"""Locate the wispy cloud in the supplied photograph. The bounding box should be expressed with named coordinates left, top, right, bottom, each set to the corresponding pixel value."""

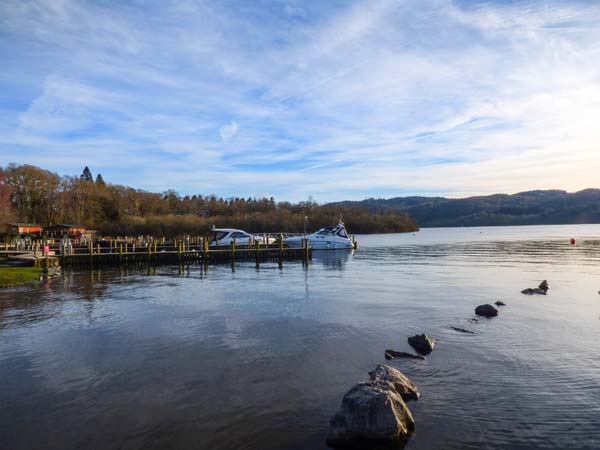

left=1, top=0, right=600, bottom=201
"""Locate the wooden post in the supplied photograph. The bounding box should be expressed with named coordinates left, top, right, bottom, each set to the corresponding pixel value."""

left=203, top=237, right=209, bottom=260
left=255, top=239, right=260, bottom=259
left=279, top=233, right=283, bottom=257
left=231, top=238, right=236, bottom=261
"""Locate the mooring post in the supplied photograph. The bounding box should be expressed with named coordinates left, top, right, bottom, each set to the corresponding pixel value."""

left=231, top=238, right=236, bottom=261
left=279, top=233, right=283, bottom=257
left=203, top=236, right=209, bottom=261
left=255, top=239, right=260, bottom=260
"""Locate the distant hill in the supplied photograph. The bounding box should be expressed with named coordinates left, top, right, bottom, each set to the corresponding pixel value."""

left=329, top=189, right=600, bottom=227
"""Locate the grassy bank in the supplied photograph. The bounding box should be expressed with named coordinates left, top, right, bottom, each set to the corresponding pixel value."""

left=0, top=267, right=42, bottom=288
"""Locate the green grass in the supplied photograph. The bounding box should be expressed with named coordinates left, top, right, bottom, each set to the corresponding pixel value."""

left=0, top=267, right=43, bottom=288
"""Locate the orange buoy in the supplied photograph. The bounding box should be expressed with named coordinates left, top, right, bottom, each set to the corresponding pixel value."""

left=570, top=238, right=576, bottom=245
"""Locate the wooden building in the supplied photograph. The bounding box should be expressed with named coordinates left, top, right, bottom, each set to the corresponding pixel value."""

left=8, top=223, right=44, bottom=235
left=46, top=224, right=88, bottom=237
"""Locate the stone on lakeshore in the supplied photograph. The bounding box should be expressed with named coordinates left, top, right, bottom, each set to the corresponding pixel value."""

left=407, top=334, right=436, bottom=355
left=475, top=304, right=498, bottom=317
left=494, top=301, right=506, bottom=306
left=326, top=380, right=415, bottom=448
left=368, top=364, right=419, bottom=401
left=384, top=350, right=426, bottom=361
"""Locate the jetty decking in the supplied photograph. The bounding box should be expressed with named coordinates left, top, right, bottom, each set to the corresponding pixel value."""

left=1, top=238, right=311, bottom=268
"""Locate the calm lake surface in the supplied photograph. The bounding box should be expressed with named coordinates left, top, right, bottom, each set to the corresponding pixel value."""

left=1, top=225, right=600, bottom=450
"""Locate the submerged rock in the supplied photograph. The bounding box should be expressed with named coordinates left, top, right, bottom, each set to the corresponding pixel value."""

left=522, top=280, right=549, bottom=295
left=521, top=287, right=546, bottom=295
left=475, top=304, right=498, bottom=317
left=384, top=350, right=426, bottom=361
left=494, top=301, right=506, bottom=306
left=451, top=326, right=475, bottom=334
left=368, top=364, right=419, bottom=401
left=407, top=334, right=436, bottom=355
left=326, top=380, right=415, bottom=448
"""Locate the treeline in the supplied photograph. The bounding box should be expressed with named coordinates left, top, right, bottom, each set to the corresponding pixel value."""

left=0, top=164, right=418, bottom=236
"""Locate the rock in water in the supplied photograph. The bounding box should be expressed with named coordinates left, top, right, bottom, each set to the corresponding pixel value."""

left=521, top=287, right=546, bottom=295
left=368, top=364, right=419, bottom=401
left=407, top=334, right=436, bottom=355
left=521, top=280, right=549, bottom=295
left=475, top=304, right=498, bottom=317
left=384, top=350, right=426, bottom=361
left=451, top=326, right=475, bottom=334
left=326, top=381, right=415, bottom=447
left=495, top=301, right=506, bottom=306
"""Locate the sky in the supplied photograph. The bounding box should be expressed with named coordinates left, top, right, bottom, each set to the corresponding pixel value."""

left=1, top=0, right=600, bottom=202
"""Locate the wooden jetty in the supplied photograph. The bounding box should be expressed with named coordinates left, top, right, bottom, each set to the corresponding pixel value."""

left=1, top=236, right=312, bottom=267
left=65, top=239, right=310, bottom=267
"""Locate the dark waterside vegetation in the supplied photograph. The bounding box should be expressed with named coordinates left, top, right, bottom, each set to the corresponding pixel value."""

left=331, top=189, right=600, bottom=227
left=0, top=164, right=418, bottom=236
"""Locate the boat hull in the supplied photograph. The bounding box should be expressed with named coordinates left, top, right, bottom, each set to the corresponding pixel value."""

left=284, top=237, right=353, bottom=250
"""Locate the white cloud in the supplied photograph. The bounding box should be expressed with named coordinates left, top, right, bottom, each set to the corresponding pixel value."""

left=219, top=121, right=239, bottom=142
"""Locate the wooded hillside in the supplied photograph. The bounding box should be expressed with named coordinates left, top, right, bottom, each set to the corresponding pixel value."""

left=0, top=164, right=418, bottom=236
left=330, top=190, right=600, bottom=227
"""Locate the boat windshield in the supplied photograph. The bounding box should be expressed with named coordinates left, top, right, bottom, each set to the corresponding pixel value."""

left=337, top=227, right=348, bottom=238
left=212, top=231, right=229, bottom=241
left=315, top=227, right=335, bottom=235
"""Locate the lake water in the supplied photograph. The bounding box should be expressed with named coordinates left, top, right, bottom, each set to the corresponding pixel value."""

left=1, top=225, right=599, bottom=450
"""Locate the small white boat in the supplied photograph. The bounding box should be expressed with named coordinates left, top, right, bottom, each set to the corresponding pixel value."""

left=283, top=222, right=355, bottom=250
left=209, top=228, right=272, bottom=246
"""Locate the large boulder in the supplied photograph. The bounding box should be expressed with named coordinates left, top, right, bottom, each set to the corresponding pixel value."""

left=407, top=334, right=436, bottom=355
left=475, top=304, right=498, bottom=317
left=368, top=364, right=419, bottom=401
left=327, top=380, right=415, bottom=448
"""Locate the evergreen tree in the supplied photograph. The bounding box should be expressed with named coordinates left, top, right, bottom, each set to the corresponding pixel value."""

left=81, top=166, right=93, bottom=182
left=95, top=173, right=105, bottom=186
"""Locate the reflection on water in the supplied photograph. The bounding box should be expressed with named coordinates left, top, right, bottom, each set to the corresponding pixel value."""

left=1, top=225, right=600, bottom=450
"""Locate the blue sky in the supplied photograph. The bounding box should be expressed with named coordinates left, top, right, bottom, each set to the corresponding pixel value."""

left=1, top=0, right=600, bottom=202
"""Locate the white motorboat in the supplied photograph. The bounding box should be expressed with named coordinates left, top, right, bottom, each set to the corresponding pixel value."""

left=209, top=228, right=271, bottom=246
left=283, top=222, right=355, bottom=250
